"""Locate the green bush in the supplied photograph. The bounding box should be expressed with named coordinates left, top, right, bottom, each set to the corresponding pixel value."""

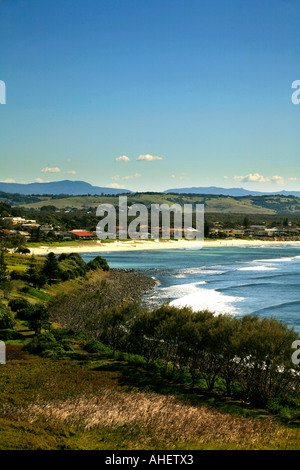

left=16, top=247, right=30, bottom=254
left=15, top=306, right=34, bottom=321
left=0, top=329, right=23, bottom=340
left=24, top=332, right=73, bottom=357
left=0, top=306, right=15, bottom=330
left=51, top=328, right=87, bottom=341
left=58, top=253, right=88, bottom=280
left=87, top=256, right=110, bottom=271
left=267, top=395, right=300, bottom=419
left=24, top=332, right=56, bottom=354
left=20, top=286, right=29, bottom=294
left=8, top=298, right=31, bottom=312
left=84, top=339, right=111, bottom=354
left=9, top=270, right=26, bottom=280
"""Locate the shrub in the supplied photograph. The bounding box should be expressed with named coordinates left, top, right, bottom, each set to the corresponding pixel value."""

left=0, top=306, right=15, bottom=330
left=20, top=286, right=29, bottom=294
left=15, top=306, right=34, bottom=321
left=87, top=256, right=110, bottom=271
left=9, top=270, right=26, bottom=280
left=16, top=247, right=30, bottom=254
left=15, top=303, right=50, bottom=334
left=8, top=298, right=31, bottom=312
left=0, top=329, right=23, bottom=340
left=24, top=332, right=72, bottom=357
left=84, top=339, right=111, bottom=354
left=51, top=328, right=87, bottom=341
left=267, top=395, right=300, bottom=419
left=58, top=253, right=88, bottom=280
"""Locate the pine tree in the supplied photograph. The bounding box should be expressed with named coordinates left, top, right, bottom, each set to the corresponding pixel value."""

left=42, top=252, right=60, bottom=285
left=26, top=255, right=37, bottom=286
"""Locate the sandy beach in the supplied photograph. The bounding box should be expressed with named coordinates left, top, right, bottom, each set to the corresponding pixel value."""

left=28, top=238, right=300, bottom=256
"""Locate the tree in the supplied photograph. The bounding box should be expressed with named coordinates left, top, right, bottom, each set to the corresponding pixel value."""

left=87, top=255, right=110, bottom=272
left=30, top=226, right=42, bottom=242
left=204, top=221, right=210, bottom=238
left=42, top=252, right=60, bottom=285
left=26, top=304, right=50, bottom=334
left=35, top=273, right=47, bottom=290
left=26, top=255, right=38, bottom=286
left=8, top=298, right=30, bottom=312
left=3, top=233, right=26, bottom=252
left=237, top=315, right=299, bottom=405
left=17, top=247, right=30, bottom=254
left=0, top=249, right=8, bottom=285
left=243, top=216, right=250, bottom=229
left=0, top=305, right=15, bottom=330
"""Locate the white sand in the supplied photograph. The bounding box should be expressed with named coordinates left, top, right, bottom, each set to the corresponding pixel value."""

left=29, top=238, right=300, bottom=255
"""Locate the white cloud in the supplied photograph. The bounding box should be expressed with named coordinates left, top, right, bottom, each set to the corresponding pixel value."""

left=2, top=178, right=16, bottom=183
left=136, top=154, right=163, bottom=161
left=234, top=173, right=268, bottom=183
left=106, top=183, right=126, bottom=189
left=288, top=177, right=297, bottom=182
left=115, top=155, right=130, bottom=162
left=41, top=166, right=61, bottom=173
left=112, top=173, right=141, bottom=181
left=65, top=170, right=77, bottom=175
left=35, top=178, right=44, bottom=183
left=270, top=175, right=285, bottom=185
left=233, top=173, right=290, bottom=185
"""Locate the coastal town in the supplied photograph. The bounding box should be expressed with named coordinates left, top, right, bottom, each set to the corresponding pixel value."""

left=1, top=212, right=300, bottom=250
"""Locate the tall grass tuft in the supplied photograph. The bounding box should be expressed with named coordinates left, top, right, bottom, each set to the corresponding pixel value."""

left=7, top=389, right=283, bottom=446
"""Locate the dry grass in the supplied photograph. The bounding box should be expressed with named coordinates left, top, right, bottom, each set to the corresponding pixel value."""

left=7, top=389, right=283, bottom=446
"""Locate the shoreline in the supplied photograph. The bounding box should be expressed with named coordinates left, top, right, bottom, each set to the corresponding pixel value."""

left=28, top=238, right=300, bottom=256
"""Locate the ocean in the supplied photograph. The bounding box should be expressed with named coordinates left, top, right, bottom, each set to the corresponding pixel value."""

left=81, top=243, right=300, bottom=333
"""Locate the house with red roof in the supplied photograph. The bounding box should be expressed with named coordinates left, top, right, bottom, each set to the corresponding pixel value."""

left=68, top=230, right=95, bottom=240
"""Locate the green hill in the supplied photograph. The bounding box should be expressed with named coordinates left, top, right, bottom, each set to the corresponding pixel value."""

left=2, top=191, right=300, bottom=214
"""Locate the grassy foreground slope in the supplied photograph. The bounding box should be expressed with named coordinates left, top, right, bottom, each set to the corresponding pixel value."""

left=1, top=340, right=300, bottom=450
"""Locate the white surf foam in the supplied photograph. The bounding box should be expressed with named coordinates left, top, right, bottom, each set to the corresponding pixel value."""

left=254, top=257, right=294, bottom=263
left=237, top=266, right=276, bottom=271
left=169, top=288, right=244, bottom=315
left=158, top=281, right=244, bottom=315
left=173, top=267, right=225, bottom=278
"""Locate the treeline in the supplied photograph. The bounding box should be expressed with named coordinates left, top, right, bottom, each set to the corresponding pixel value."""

left=204, top=213, right=300, bottom=229
left=24, top=252, right=108, bottom=285
left=4, top=251, right=109, bottom=291
left=2, top=199, right=300, bottom=237
left=47, top=291, right=300, bottom=407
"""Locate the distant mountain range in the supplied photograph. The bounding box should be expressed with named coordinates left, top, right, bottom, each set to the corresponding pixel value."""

left=0, top=180, right=299, bottom=198
left=164, top=186, right=300, bottom=197
left=0, top=180, right=132, bottom=196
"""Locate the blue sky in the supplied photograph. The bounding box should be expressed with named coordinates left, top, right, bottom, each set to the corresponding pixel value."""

left=0, top=0, right=299, bottom=192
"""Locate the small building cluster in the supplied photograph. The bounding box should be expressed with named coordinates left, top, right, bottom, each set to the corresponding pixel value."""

left=0, top=215, right=96, bottom=244
left=1, top=212, right=300, bottom=246
left=209, top=222, right=300, bottom=239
